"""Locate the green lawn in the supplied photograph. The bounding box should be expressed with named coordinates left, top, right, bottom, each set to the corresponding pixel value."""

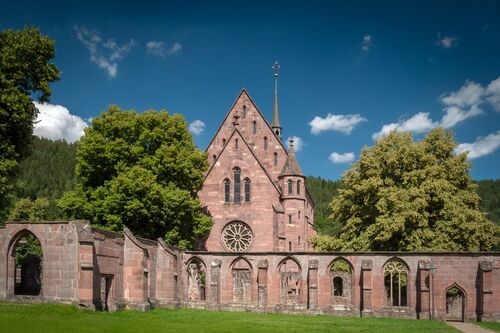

left=0, top=303, right=460, bottom=333
left=477, top=321, right=500, bottom=332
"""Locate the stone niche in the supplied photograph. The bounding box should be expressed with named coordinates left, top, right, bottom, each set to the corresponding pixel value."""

left=279, top=258, right=301, bottom=306
left=187, top=258, right=206, bottom=302
left=231, top=258, right=252, bottom=303
left=330, top=258, right=353, bottom=310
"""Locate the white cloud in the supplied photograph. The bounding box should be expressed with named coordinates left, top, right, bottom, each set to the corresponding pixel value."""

left=75, top=25, right=136, bottom=78
left=33, top=102, right=88, bottom=143
left=436, top=34, right=458, bottom=49
left=361, top=35, right=372, bottom=52
left=146, top=41, right=182, bottom=57
left=372, top=112, right=438, bottom=140
left=439, top=80, right=486, bottom=128
left=188, top=120, right=205, bottom=135
left=486, top=77, right=500, bottom=111
left=455, top=131, right=500, bottom=159
left=309, top=113, right=367, bottom=135
left=372, top=77, right=500, bottom=139
left=329, top=152, right=355, bottom=164
left=286, top=136, right=304, bottom=152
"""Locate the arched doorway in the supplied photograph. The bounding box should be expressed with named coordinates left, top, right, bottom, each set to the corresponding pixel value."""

left=445, top=285, right=465, bottom=322
left=329, top=258, right=353, bottom=310
left=8, top=231, right=43, bottom=296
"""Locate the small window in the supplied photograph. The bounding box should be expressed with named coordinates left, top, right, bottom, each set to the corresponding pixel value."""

left=333, top=277, right=343, bottom=296
left=297, top=180, right=301, bottom=195
left=273, top=152, right=278, bottom=166
left=233, top=167, right=241, bottom=204
left=288, top=215, right=292, bottom=224
left=235, top=138, right=238, bottom=149
left=288, top=179, right=293, bottom=195
left=224, top=179, right=230, bottom=203
left=244, top=178, right=251, bottom=202
left=298, top=211, right=301, bottom=219
left=242, top=105, right=247, bottom=118
left=252, top=121, right=257, bottom=134
left=298, top=236, right=301, bottom=245
left=212, top=154, right=216, bottom=162
left=222, top=138, right=226, bottom=147
left=264, top=136, right=268, bottom=150
left=288, top=242, right=292, bottom=251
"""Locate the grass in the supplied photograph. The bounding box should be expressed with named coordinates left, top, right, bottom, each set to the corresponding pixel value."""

left=0, top=303, right=461, bottom=333
left=477, top=321, right=500, bottom=332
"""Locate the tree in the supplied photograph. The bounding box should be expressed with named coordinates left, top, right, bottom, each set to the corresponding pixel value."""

left=8, top=197, right=50, bottom=221
left=312, top=128, right=499, bottom=251
left=305, top=176, right=341, bottom=235
left=0, top=27, right=60, bottom=221
left=59, top=106, right=212, bottom=249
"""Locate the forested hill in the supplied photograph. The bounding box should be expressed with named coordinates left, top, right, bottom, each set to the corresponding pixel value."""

left=2, top=137, right=499, bottom=231
left=306, top=176, right=500, bottom=236
left=15, top=136, right=77, bottom=199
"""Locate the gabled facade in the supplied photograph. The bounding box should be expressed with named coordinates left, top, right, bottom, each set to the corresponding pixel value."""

left=199, top=89, right=316, bottom=252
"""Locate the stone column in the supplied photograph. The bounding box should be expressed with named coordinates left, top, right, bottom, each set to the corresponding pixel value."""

left=417, top=261, right=431, bottom=319
left=479, top=260, right=493, bottom=321
left=361, top=259, right=372, bottom=315
left=257, top=259, right=268, bottom=308
left=210, top=259, right=221, bottom=306
left=308, top=259, right=319, bottom=310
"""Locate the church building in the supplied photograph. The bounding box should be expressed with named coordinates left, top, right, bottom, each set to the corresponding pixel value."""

left=199, top=62, right=316, bottom=252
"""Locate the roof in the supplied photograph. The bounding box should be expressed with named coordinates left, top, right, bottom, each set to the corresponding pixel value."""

left=279, top=140, right=304, bottom=177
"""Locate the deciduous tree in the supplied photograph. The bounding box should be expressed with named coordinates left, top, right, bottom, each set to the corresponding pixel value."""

left=59, top=106, right=212, bottom=249
left=313, top=128, right=499, bottom=251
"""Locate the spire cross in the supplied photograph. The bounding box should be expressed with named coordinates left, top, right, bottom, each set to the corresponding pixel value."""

left=273, top=61, right=280, bottom=96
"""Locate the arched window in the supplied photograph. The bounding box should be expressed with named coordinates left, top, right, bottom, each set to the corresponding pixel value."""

left=222, top=138, right=226, bottom=147
left=333, top=277, right=343, bottom=296
left=264, top=136, right=268, bottom=150
left=244, top=178, right=251, bottom=202
left=212, top=154, right=216, bottom=162
left=384, top=259, right=408, bottom=307
left=273, top=152, right=278, bottom=166
left=252, top=121, right=257, bottom=134
left=297, top=180, right=301, bottom=195
left=235, top=138, right=238, bottom=149
left=224, top=179, right=230, bottom=203
left=288, top=179, right=293, bottom=195
left=233, top=167, right=241, bottom=204
left=242, top=105, right=247, bottom=118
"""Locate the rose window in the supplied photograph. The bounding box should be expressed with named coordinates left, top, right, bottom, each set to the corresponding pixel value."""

left=222, top=222, right=253, bottom=252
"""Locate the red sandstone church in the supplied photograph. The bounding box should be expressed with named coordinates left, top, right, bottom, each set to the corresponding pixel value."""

left=0, top=66, right=499, bottom=321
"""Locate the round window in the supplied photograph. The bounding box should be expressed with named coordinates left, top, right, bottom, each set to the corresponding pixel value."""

left=222, top=221, right=253, bottom=252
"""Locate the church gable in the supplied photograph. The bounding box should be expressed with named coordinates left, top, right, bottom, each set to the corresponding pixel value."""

left=206, top=89, right=288, bottom=180
left=200, top=129, right=282, bottom=252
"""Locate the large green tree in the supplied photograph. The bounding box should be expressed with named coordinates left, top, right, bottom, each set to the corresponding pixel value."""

left=313, top=128, right=499, bottom=251
left=0, top=27, right=60, bottom=220
left=59, top=106, right=212, bottom=249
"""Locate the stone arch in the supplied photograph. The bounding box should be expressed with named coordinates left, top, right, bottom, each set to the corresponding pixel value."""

left=444, top=283, right=466, bottom=322
left=328, top=257, right=353, bottom=309
left=383, top=257, right=409, bottom=307
left=7, top=229, right=44, bottom=297
left=185, top=256, right=207, bottom=301
left=230, top=257, right=252, bottom=303
left=278, top=257, right=302, bottom=305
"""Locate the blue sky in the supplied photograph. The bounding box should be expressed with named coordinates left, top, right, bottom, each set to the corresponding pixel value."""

left=2, top=0, right=499, bottom=180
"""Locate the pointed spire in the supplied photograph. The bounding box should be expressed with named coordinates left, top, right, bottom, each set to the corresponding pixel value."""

left=271, top=61, right=282, bottom=140
left=279, top=138, right=303, bottom=177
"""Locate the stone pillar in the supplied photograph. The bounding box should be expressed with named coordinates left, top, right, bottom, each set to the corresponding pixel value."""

left=417, top=261, right=431, bottom=319
left=78, top=242, right=95, bottom=308
left=308, top=259, right=319, bottom=310
left=479, top=260, right=493, bottom=321
left=257, top=259, right=268, bottom=308
left=361, top=259, right=372, bottom=315
left=210, top=259, right=221, bottom=306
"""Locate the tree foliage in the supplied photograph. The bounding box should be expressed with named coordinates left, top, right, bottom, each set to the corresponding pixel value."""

left=306, top=176, right=341, bottom=235
left=312, top=129, right=499, bottom=251
left=59, top=106, right=212, bottom=249
left=0, top=27, right=60, bottom=218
